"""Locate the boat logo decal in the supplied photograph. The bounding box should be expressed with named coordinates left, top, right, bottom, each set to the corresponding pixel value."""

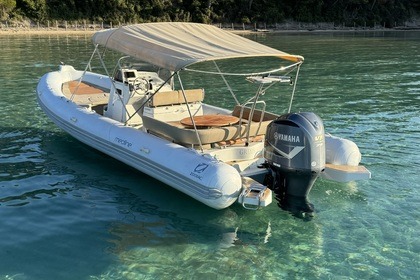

left=268, top=141, right=305, bottom=160
left=114, top=137, right=132, bottom=148
left=190, top=163, right=209, bottom=181
left=194, top=163, right=209, bottom=173
left=314, top=134, right=323, bottom=141
left=274, top=132, right=301, bottom=143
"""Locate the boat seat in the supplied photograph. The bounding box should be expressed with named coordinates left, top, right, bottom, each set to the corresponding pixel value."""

left=149, top=89, right=204, bottom=107
left=142, top=105, right=278, bottom=145
left=231, top=105, right=278, bottom=122
left=143, top=89, right=205, bottom=122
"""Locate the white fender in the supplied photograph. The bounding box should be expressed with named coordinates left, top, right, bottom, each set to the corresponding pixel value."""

left=325, top=133, right=361, bottom=166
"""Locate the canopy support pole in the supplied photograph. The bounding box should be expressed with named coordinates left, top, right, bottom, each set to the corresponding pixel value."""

left=184, top=61, right=302, bottom=76
left=177, top=72, right=204, bottom=153
left=245, top=86, right=264, bottom=146
left=124, top=71, right=178, bottom=124
left=213, top=61, right=240, bottom=105
left=288, top=63, right=301, bottom=113
left=70, top=44, right=99, bottom=101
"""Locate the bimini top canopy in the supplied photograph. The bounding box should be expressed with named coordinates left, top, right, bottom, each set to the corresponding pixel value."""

left=92, top=22, right=304, bottom=72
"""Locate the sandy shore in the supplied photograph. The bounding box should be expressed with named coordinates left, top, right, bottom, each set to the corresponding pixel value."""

left=0, top=26, right=418, bottom=36
left=0, top=28, right=97, bottom=35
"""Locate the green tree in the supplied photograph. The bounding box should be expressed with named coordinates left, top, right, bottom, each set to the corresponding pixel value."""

left=15, top=0, right=47, bottom=21
left=7, top=0, right=419, bottom=27
left=0, top=0, right=16, bottom=20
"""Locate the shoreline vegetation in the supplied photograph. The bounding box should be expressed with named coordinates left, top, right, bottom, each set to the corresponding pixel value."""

left=1, top=20, right=419, bottom=36
left=1, top=0, right=419, bottom=37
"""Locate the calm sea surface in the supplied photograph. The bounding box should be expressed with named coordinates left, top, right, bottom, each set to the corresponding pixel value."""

left=0, top=31, right=419, bottom=279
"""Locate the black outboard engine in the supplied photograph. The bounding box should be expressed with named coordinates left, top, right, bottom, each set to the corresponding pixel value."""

left=264, top=112, right=325, bottom=217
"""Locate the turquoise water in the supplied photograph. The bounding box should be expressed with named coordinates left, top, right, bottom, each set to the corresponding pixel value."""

left=0, top=31, right=419, bottom=279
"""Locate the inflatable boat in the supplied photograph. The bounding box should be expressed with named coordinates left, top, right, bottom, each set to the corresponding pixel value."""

left=37, top=23, right=370, bottom=215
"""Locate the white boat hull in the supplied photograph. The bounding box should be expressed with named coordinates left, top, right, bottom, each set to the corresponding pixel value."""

left=37, top=64, right=370, bottom=212
left=37, top=66, right=243, bottom=210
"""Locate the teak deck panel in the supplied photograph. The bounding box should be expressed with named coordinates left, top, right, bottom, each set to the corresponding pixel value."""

left=62, top=81, right=109, bottom=106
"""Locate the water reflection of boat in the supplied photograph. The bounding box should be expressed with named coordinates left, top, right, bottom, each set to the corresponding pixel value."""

left=37, top=22, right=370, bottom=215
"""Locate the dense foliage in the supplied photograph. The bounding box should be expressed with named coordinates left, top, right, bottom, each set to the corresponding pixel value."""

left=1, top=0, right=419, bottom=27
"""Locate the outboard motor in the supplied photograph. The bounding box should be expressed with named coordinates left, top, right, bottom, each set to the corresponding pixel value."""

left=264, top=112, right=325, bottom=217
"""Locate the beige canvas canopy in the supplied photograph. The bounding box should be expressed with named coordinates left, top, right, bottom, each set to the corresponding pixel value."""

left=92, top=22, right=304, bottom=72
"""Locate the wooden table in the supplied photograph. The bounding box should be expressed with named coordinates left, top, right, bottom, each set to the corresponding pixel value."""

left=180, top=114, right=240, bottom=128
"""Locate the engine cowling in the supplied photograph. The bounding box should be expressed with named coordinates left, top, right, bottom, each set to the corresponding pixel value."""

left=264, top=112, right=325, bottom=217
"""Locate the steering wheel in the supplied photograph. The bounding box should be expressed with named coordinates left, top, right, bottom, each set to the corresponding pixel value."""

left=132, top=77, right=149, bottom=94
